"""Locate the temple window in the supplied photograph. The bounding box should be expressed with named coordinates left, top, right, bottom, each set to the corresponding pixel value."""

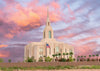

left=69, top=49, right=72, bottom=52
left=39, top=48, right=43, bottom=57
left=56, top=47, right=59, bottom=53
left=65, top=49, right=67, bottom=53
left=49, top=31, right=51, bottom=38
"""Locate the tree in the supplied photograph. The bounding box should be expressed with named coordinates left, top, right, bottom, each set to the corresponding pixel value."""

left=77, top=56, right=80, bottom=61
left=69, top=52, right=73, bottom=57
left=0, top=58, right=3, bottom=63
left=52, top=54, right=55, bottom=58
left=63, top=53, right=65, bottom=58
left=8, top=59, right=11, bottom=63
left=89, top=55, right=91, bottom=57
left=89, top=55, right=91, bottom=61
left=52, top=54, right=55, bottom=62
left=80, top=56, right=83, bottom=61
left=92, top=55, right=95, bottom=57
left=84, top=56, right=86, bottom=61
left=66, top=53, right=68, bottom=59
left=96, top=54, right=99, bottom=61
left=58, top=53, right=61, bottom=59
left=55, top=54, right=58, bottom=58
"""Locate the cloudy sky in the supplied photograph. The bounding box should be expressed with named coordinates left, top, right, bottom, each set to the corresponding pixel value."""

left=0, top=0, right=100, bottom=62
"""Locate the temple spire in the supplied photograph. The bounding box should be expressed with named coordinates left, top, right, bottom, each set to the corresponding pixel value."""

left=46, top=7, right=50, bottom=26
left=47, top=7, right=49, bottom=19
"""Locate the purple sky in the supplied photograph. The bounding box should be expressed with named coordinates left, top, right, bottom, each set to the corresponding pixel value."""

left=0, top=0, right=100, bottom=62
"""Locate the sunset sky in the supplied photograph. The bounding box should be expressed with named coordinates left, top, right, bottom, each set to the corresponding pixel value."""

left=0, top=0, right=100, bottom=62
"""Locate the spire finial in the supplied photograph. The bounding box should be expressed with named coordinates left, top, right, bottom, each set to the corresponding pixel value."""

left=47, top=7, right=49, bottom=19
left=46, top=7, right=50, bottom=26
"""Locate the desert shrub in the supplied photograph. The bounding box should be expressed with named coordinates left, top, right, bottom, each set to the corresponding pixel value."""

left=39, top=57, right=43, bottom=62
left=27, top=57, right=33, bottom=62
left=8, top=59, right=11, bottom=63
left=66, top=59, right=69, bottom=62
left=91, top=59, right=95, bottom=61
left=45, top=56, right=52, bottom=62
left=87, top=58, right=90, bottom=61
left=69, top=56, right=73, bottom=62
left=73, top=58, right=75, bottom=61
left=26, top=57, right=36, bottom=62
left=59, top=58, right=66, bottom=62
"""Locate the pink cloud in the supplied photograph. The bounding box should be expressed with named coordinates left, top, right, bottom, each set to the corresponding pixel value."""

left=0, top=44, right=8, bottom=48
left=0, top=51, right=9, bottom=58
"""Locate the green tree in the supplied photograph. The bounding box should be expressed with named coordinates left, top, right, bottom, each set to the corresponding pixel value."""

left=66, top=53, right=68, bottom=59
left=8, top=59, right=11, bottom=63
left=63, top=53, right=65, bottom=58
left=92, top=55, right=95, bottom=57
left=55, top=54, right=57, bottom=57
left=84, top=56, right=86, bottom=61
left=96, top=54, right=99, bottom=61
left=89, top=55, right=91, bottom=57
left=89, top=55, right=91, bottom=61
left=58, top=53, right=61, bottom=59
left=69, top=52, right=73, bottom=57
left=77, top=56, right=80, bottom=61
left=52, top=54, right=55, bottom=58
left=52, top=54, right=55, bottom=61
left=0, top=58, right=3, bottom=63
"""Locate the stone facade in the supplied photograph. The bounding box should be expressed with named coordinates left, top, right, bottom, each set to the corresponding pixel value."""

left=24, top=9, right=74, bottom=62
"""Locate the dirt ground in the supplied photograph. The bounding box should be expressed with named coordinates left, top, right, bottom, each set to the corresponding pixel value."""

left=0, top=62, right=100, bottom=67
left=12, top=69, right=100, bottom=71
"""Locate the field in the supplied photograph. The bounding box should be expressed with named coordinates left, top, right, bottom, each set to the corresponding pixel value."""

left=0, top=62, right=100, bottom=71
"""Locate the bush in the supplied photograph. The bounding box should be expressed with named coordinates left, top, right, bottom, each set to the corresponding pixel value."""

left=87, top=58, right=90, bottom=61
left=26, top=57, right=36, bottom=62
left=66, top=59, right=69, bottom=62
left=27, top=57, right=33, bottom=62
left=73, top=58, right=75, bottom=61
left=59, top=58, right=66, bottom=62
left=69, top=56, right=73, bottom=62
left=45, top=56, right=52, bottom=62
left=91, top=59, right=95, bottom=61
left=39, top=57, right=43, bottom=62
left=8, top=59, right=11, bottom=63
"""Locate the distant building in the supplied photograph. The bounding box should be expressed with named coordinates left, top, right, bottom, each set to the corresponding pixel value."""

left=24, top=8, right=74, bottom=62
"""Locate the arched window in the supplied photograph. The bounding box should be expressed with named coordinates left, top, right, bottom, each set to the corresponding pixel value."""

left=56, top=47, right=59, bottom=53
left=69, top=49, right=72, bottom=52
left=49, top=31, right=51, bottom=38
left=65, top=49, right=67, bottom=53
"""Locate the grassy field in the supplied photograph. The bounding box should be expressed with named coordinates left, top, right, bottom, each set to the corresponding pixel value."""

left=0, top=65, right=100, bottom=71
